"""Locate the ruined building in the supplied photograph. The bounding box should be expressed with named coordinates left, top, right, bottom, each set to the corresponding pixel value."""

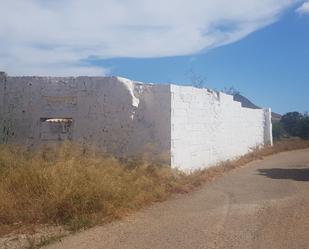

left=0, top=72, right=273, bottom=171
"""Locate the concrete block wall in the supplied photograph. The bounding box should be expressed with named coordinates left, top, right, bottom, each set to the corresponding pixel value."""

left=171, top=85, right=272, bottom=171
left=0, top=74, right=170, bottom=158
left=0, top=73, right=272, bottom=171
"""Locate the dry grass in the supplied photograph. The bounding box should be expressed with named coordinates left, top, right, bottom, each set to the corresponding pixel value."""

left=0, top=139, right=309, bottom=235
left=177, top=139, right=309, bottom=191
left=0, top=143, right=180, bottom=232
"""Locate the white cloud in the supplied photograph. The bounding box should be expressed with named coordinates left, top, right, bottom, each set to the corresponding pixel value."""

left=0, top=0, right=297, bottom=76
left=296, top=1, right=309, bottom=14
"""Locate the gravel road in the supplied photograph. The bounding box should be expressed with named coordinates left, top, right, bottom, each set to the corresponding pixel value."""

left=45, top=148, right=309, bottom=249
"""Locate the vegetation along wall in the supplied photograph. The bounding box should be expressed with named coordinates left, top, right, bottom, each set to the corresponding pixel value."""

left=0, top=72, right=272, bottom=171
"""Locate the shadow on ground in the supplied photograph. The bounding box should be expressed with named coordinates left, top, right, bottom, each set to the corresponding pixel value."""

left=257, top=167, right=309, bottom=181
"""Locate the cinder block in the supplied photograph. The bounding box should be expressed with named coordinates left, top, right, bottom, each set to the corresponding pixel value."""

left=0, top=73, right=272, bottom=172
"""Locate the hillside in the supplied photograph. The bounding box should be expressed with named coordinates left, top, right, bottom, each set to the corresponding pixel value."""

left=233, top=93, right=281, bottom=122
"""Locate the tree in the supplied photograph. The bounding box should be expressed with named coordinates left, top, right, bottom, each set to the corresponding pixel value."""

left=272, top=122, right=286, bottom=140
left=186, top=69, right=206, bottom=88
left=280, top=112, right=303, bottom=137
left=298, top=116, right=309, bottom=140
left=222, top=86, right=240, bottom=96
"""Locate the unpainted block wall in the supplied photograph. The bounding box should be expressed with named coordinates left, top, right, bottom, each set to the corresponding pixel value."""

left=171, top=85, right=272, bottom=171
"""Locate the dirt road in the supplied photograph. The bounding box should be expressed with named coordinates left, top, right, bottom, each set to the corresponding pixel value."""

left=45, top=148, right=309, bottom=249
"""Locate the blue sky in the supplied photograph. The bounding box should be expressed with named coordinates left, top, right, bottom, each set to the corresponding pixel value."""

left=1, top=0, right=309, bottom=114
left=97, top=8, right=309, bottom=114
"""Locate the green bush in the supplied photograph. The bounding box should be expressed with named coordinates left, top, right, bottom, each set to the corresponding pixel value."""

left=277, top=112, right=309, bottom=140
left=272, top=122, right=286, bottom=140
left=280, top=112, right=303, bottom=136
left=299, top=116, right=309, bottom=140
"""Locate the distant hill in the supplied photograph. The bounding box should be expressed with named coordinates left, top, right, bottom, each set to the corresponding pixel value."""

left=233, top=93, right=281, bottom=122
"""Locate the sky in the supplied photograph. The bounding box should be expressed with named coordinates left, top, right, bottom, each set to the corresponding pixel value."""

left=0, top=0, right=309, bottom=114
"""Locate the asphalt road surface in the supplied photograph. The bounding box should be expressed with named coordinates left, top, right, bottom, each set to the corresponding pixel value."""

left=45, top=148, right=309, bottom=249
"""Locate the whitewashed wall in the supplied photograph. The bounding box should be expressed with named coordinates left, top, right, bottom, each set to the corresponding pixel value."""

left=1, top=73, right=272, bottom=171
left=171, top=85, right=272, bottom=171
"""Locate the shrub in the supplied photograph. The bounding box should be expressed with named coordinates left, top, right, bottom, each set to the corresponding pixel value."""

left=278, top=112, right=309, bottom=140
left=272, top=122, right=286, bottom=140
left=280, top=112, right=303, bottom=136
left=0, top=143, right=181, bottom=230
left=299, top=116, right=309, bottom=140
left=0, top=140, right=309, bottom=233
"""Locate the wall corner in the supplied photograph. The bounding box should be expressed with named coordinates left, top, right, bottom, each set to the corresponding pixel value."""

left=263, top=108, right=273, bottom=146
